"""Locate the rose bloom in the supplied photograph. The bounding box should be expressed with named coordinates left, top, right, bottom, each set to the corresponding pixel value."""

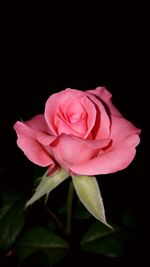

left=14, top=87, right=140, bottom=175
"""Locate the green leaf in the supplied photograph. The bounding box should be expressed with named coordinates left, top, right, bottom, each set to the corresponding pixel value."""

left=72, top=175, right=110, bottom=227
left=21, top=250, right=66, bottom=267
left=0, top=191, right=27, bottom=250
left=20, top=251, right=50, bottom=267
left=81, top=222, right=130, bottom=257
left=16, top=227, right=69, bottom=264
left=26, top=168, right=70, bottom=207
left=0, top=191, right=23, bottom=220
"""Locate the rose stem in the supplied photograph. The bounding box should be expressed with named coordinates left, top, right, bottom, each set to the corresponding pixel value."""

left=65, top=180, right=74, bottom=235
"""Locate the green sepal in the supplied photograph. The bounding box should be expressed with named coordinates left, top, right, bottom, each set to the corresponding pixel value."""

left=26, top=168, right=69, bottom=207
left=72, top=175, right=111, bottom=228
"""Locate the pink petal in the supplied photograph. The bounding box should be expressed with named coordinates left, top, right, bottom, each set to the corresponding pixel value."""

left=55, top=95, right=97, bottom=138
left=45, top=88, right=97, bottom=138
left=45, top=88, right=84, bottom=135
left=26, top=114, right=52, bottom=134
left=87, top=94, right=110, bottom=139
left=50, top=134, right=110, bottom=171
left=83, top=137, right=111, bottom=149
left=70, top=134, right=140, bottom=175
left=110, top=115, right=141, bottom=144
left=17, top=136, right=54, bottom=167
left=87, top=87, right=123, bottom=117
left=14, top=121, right=55, bottom=167
left=56, top=118, right=86, bottom=138
left=14, top=121, right=35, bottom=139
left=70, top=114, right=141, bottom=175
left=87, top=86, right=112, bottom=102
left=80, top=96, right=97, bottom=138
left=36, top=133, right=56, bottom=146
left=47, top=164, right=59, bottom=176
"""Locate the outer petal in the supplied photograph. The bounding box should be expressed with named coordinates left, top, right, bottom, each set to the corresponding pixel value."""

left=87, top=87, right=123, bottom=117
left=110, top=115, right=141, bottom=144
left=26, top=114, right=52, bottom=134
left=50, top=134, right=110, bottom=171
left=14, top=120, right=55, bottom=167
left=87, top=94, right=110, bottom=139
left=81, top=96, right=97, bottom=138
left=70, top=134, right=140, bottom=175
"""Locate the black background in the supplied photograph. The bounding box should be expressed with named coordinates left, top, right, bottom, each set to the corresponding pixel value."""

left=0, top=5, right=147, bottom=266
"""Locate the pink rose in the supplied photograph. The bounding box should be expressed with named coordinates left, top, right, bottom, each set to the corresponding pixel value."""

left=14, top=87, right=140, bottom=175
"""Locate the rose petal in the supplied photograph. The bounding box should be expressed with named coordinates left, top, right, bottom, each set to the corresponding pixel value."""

left=87, top=87, right=123, bottom=117
left=45, top=89, right=84, bottom=135
left=80, top=96, right=96, bottom=138
left=36, top=133, right=56, bottom=146
left=14, top=121, right=55, bottom=167
left=87, top=94, right=110, bottom=139
left=110, top=115, right=141, bottom=144
left=45, top=89, right=97, bottom=138
left=17, top=136, right=53, bottom=167
left=70, top=134, right=140, bottom=175
left=70, top=109, right=141, bottom=175
left=56, top=118, right=87, bottom=138
left=26, top=114, right=52, bottom=134
left=57, top=96, right=96, bottom=138
left=50, top=134, right=110, bottom=171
